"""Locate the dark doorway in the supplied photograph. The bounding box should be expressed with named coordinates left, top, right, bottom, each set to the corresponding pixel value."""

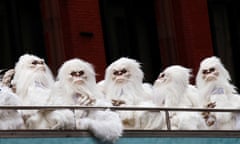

left=208, top=0, right=240, bottom=91
left=0, top=0, right=46, bottom=69
left=100, top=0, right=161, bottom=82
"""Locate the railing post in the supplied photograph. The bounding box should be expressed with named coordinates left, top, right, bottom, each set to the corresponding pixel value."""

left=165, top=110, right=171, bottom=130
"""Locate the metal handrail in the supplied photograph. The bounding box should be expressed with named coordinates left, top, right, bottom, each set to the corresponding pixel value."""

left=1, top=106, right=240, bottom=112
left=1, top=129, right=240, bottom=138
left=1, top=106, right=239, bottom=131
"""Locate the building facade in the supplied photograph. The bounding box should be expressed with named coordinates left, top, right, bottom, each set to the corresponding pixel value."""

left=0, top=0, right=239, bottom=86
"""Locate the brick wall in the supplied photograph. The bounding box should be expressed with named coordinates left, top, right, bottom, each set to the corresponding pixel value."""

left=59, top=0, right=106, bottom=81
left=173, top=0, right=214, bottom=75
left=43, top=0, right=213, bottom=82
left=155, top=0, right=213, bottom=83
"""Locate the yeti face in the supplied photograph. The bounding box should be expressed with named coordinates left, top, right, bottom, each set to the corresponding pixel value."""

left=13, top=54, right=53, bottom=86
left=68, top=69, right=88, bottom=85
left=106, top=57, right=143, bottom=85
left=201, top=66, right=219, bottom=82
left=58, top=58, right=95, bottom=88
left=154, top=72, right=171, bottom=87
left=112, top=67, right=131, bottom=83
left=154, top=65, right=190, bottom=88
left=18, top=54, right=47, bottom=73
left=29, top=59, right=45, bottom=71
left=196, top=56, right=231, bottom=88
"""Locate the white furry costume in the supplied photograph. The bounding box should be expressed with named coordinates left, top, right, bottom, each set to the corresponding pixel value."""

left=12, top=54, right=55, bottom=129
left=46, top=58, right=122, bottom=143
left=102, top=57, right=163, bottom=129
left=153, top=65, right=207, bottom=130
left=196, top=56, right=240, bottom=130
left=0, top=69, right=15, bottom=91
left=0, top=86, right=24, bottom=129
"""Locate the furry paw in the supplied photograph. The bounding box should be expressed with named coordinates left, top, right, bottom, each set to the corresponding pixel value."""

left=206, top=115, right=216, bottom=126
left=206, top=102, right=216, bottom=108
left=1, top=69, right=15, bottom=87
left=119, top=111, right=135, bottom=127
left=25, top=113, right=40, bottom=129
left=50, top=116, right=65, bottom=129
left=78, top=96, right=96, bottom=106
left=202, top=111, right=216, bottom=126
left=22, top=110, right=37, bottom=122
left=202, top=111, right=210, bottom=119
left=112, top=99, right=125, bottom=106
left=76, top=95, right=96, bottom=106
left=46, top=111, right=65, bottom=129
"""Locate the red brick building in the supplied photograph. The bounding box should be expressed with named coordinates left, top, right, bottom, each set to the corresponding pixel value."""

left=1, top=0, right=239, bottom=87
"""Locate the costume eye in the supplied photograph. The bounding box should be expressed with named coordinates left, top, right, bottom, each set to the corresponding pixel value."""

left=121, top=68, right=127, bottom=74
left=32, top=60, right=44, bottom=65
left=159, top=73, right=165, bottom=78
left=78, top=70, right=84, bottom=76
left=202, top=69, right=208, bottom=75
left=209, top=67, right=215, bottom=73
left=70, top=71, right=84, bottom=77
left=32, top=60, right=39, bottom=65
left=113, top=68, right=127, bottom=76
left=39, top=61, right=44, bottom=65
left=70, top=71, right=77, bottom=76
left=113, top=71, right=118, bottom=75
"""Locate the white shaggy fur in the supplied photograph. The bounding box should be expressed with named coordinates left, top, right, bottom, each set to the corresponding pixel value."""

left=0, top=86, right=24, bottom=129
left=0, top=69, right=15, bottom=91
left=102, top=57, right=163, bottom=129
left=47, top=58, right=123, bottom=143
left=78, top=109, right=123, bottom=142
left=153, top=65, right=207, bottom=130
left=13, top=54, right=54, bottom=103
left=196, top=56, right=240, bottom=130
left=12, top=54, right=55, bottom=129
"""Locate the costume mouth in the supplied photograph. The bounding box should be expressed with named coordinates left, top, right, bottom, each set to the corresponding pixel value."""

left=155, top=78, right=166, bottom=85
left=74, top=79, right=85, bottom=85
left=205, top=76, right=217, bottom=82
left=115, top=78, right=125, bottom=83
left=36, top=66, right=46, bottom=72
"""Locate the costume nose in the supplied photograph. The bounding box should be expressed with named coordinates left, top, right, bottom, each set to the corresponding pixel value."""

left=114, top=69, right=127, bottom=76
left=71, top=71, right=84, bottom=77
left=203, top=69, right=214, bottom=75
left=113, top=71, right=120, bottom=76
